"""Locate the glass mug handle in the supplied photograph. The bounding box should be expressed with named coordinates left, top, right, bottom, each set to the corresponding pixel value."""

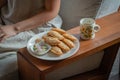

left=93, top=24, right=100, bottom=32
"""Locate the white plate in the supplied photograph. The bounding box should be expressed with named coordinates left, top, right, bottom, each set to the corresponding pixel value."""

left=27, top=32, right=80, bottom=61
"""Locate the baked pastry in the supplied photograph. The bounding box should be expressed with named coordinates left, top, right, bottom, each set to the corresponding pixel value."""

left=47, top=31, right=64, bottom=40
left=41, top=28, right=77, bottom=56
left=63, top=33, right=77, bottom=42
left=62, top=38, right=75, bottom=48
left=58, top=41, right=70, bottom=52
left=43, top=36, right=60, bottom=46
left=50, top=46, right=63, bottom=56
left=52, top=28, right=66, bottom=34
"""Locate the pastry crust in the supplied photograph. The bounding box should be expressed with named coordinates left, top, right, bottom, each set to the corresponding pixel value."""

left=50, top=46, right=63, bottom=56
left=43, top=36, right=60, bottom=46
left=58, top=41, right=70, bottom=52
left=47, top=31, right=64, bottom=40
left=41, top=28, right=77, bottom=56
left=52, top=28, right=66, bottom=34
left=63, top=33, right=77, bottom=42
left=62, top=38, right=75, bottom=48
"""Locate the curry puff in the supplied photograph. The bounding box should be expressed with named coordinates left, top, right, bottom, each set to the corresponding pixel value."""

left=43, top=36, right=60, bottom=46
left=62, top=38, right=75, bottom=48
left=47, top=31, right=64, bottom=40
left=50, top=46, right=63, bottom=56
left=58, top=41, right=70, bottom=52
left=63, top=33, right=77, bottom=42
left=52, top=28, right=66, bottom=34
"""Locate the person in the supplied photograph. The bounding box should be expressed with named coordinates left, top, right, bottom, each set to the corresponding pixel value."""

left=0, top=0, right=62, bottom=79
left=0, top=0, right=62, bottom=51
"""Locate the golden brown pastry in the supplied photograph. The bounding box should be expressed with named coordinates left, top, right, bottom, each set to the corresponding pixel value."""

left=51, top=28, right=66, bottom=34
left=50, top=46, right=63, bottom=56
left=63, top=33, right=77, bottom=42
left=62, top=38, right=75, bottom=48
left=47, top=31, right=64, bottom=40
left=43, top=36, right=60, bottom=46
left=58, top=41, right=70, bottom=52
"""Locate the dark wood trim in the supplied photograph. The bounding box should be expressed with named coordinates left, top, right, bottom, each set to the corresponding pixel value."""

left=99, top=43, right=120, bottom=78
left=63, top=69, right=107, bottom=80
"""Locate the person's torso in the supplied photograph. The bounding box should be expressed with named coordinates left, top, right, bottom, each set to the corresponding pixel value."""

left=1, top=0, right=44, bottom=24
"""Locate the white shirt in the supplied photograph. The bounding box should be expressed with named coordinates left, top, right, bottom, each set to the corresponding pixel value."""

left=0, top=0, right=62, bottom=51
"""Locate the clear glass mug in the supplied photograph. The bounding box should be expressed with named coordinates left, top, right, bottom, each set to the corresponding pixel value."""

left=80, top=18, right=100, bottom=40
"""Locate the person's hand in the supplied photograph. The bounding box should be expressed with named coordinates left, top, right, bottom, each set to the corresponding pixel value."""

left=0, top=25, right=17, bottom=42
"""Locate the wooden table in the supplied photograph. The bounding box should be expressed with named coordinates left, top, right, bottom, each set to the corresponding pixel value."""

left=17, top=12, right=120, bottom=80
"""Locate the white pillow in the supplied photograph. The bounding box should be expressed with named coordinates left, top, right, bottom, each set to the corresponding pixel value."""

left=59, top=0, right=102, bottom=30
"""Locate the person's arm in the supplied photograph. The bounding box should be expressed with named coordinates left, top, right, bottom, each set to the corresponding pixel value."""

left=15, top=0, right=61, bottom=32
left=0, top=0, right=60, bottom=41
left=0, top=0, right=7, bottom=8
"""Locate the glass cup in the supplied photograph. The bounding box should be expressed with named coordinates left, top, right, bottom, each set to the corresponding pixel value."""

left=80, top=18, right=100, bottom=40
